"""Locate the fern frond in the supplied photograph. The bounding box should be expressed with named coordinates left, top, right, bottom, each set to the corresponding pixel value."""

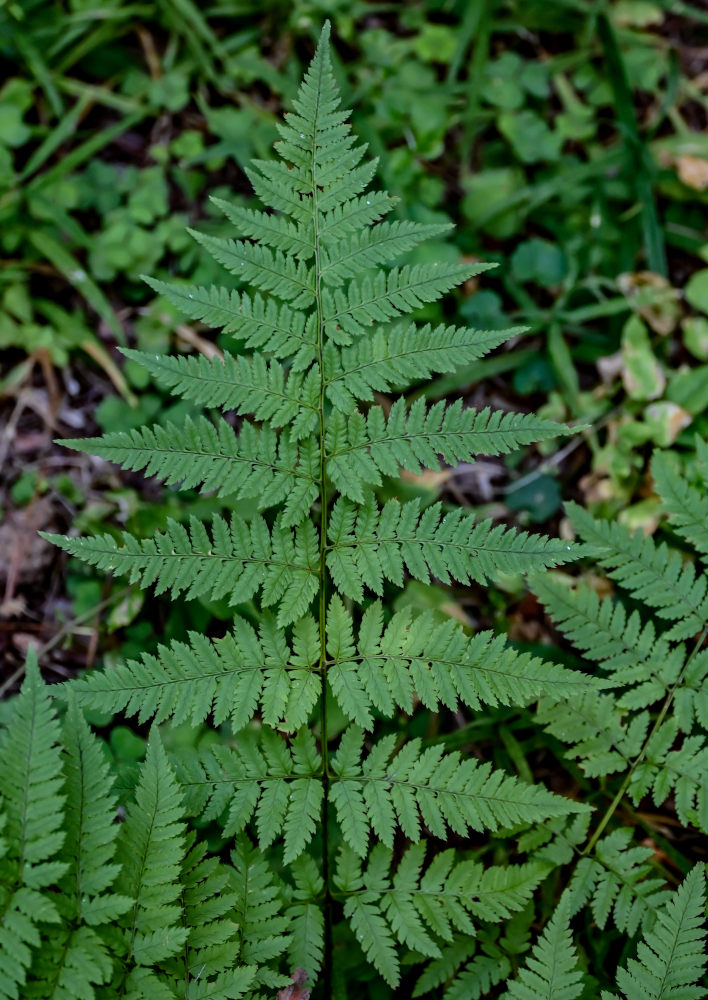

left=318, top=191, right=395, bottom=238
left=413, top=943, right=510, bottom=1000
left=322, top=261, right=494, bottom=344
left=211, top=196, right=315, bottom=259
left=320, top=221, right=452, bottom=284
left=142, top=279, right=316, bottom=365
left=630, top=722, right=708, bottom=831
left=285, top=854, right=325, bottom=980
left=70, top=613, right=320, bottom=733
left=601, top=865, right=707, bottom=1000
left=567, top=829, right=671, bottom=936
left=330, top=726, right=585, bottom=856
left=568, top=502, right=708, bottom=641
left=176, top=729, right=322, bottom=863
left=60, top=695, right=131, bottom=926
left=25, top=926, right=113, bottom=1000
left=43, top=512, right=319, bottom=628
left=324, top=323, right=520, bottom=412
left=326, top=595, right=590, bottom=728
left=532, top=574, right=686, bottom=710
left=120, top=348, right=319, bottom=439
left=537, top=689, right=643, bottom=779
left=60, top=419, right=318, bottom=526
left=652, top=451, right=708, bottom=558
left=45, top=23, right=583, bottom=997
left=159, top=836, right=257, bottom=999
left=188, top=230, right=315, bottom=308
left=326, top=400, right=566, bottom=502
left=115, top=730, right=188, bottom=981
left=336, top=841, right=548, bottom=988
left=498, top=894, right=584, bottom=1000
left=0, top=654, right=66, bottom=1000
left=327, top=497, right=574, bottom=601
left=229, top=835, right=290, bottom=983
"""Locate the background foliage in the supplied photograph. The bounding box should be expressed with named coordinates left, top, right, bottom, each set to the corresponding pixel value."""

left=1, top=1, right=708, bottom=997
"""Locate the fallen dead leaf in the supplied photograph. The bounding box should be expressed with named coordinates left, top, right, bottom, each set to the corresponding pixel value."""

left=617, top=271, right=681, bottom=335
left=0, top=497, right=56, bottom=613
left=676, top=154, right=708, bottom=191
left=277, top=969, right=310, bottom=1000
left=176, top=324, right=224, bottom=360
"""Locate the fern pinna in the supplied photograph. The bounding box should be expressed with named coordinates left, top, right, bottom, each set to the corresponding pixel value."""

left=13, top=21, right=700, bottom=999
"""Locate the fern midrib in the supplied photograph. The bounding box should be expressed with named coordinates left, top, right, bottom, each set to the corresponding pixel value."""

left=327, top=533, right=553, bottom=555
left=101, top=442, right=317, bottom=484
left=325, top=269, right=455, bottom=325
left=44, top=929, right=75, bottom=1000
left=17, top=686, right=39, bottom=881
left=327, top=422, right=560, bottom=461
left=124, top=798, right=159, bottom=977
left=85, top=544, right=314, bottom=574
left=147, top=355, right=319, bottom=411
left=323, top=330, right=497, bottom=387
left=309, top=48, right=333, bottom=997
left=94, top=661, right=319, bottom=695
left=326, top=652, right=591, bottom=687
left=340, top=772, right=557, bottom=807
left=72, top=735, right=87, bottom=921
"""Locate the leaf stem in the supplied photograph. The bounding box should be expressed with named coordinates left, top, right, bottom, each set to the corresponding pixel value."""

left=583, top=623, right=708, bottom=856
left=310, top=45, right=333, bottom=997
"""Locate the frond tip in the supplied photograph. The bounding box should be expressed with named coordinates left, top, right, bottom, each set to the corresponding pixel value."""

left=602, top=865, right=707, bottom=1000
left=499, top=894, right=584, bottom=1000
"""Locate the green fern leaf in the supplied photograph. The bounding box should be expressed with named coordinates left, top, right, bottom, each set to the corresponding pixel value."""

left=188, top=229, right=315, bottom=308
left=652, top=451, right=708, bottom=557
left=330, top=726, right=585, bottom=856
left=61, top=694, right=131, bottom=925
left=228, top=835, right=290, bottom=977
left=328, top=497, right=575, bottom=600
left=43, top=512, right=318, bottom=628
left=325, top=597, right=590, bottom=727
left=324, top=323, right=521, bottom=412
left=567, top=829, right=671, bottom=937
left=115, top=730, right=188, bottom=979
left=336, top=841, right=547, bottom=989
left=69, top=613, right=320, bottom=733
left=322, top=261, right=494, bottom=344
left=142, top=278, right=316, bottom=364
left=0, top=654, right=66, bottom=1000
left=286, top=855, right=325, bottom=980
left=159, top=836, right=257, bottom=999
left=568, top=501, right=708, bottom=641
left=326, top=400, right=566, bottom=502
left=320, top=220, right=452, bottom=284
left=176, top=729, right=322, bottom=862
left=45, top=22, right=584, bottom=995
left=601, top=865, right=707, bottom=1000
left=532, top=573, right=685, bottom=708
left=59, top=419, right=318, bottom=525
left=119, top=348, right=319, bottom=439
left=211, top=196, right=315, bottom=258
left=499, top=894, right=584, bottom=1000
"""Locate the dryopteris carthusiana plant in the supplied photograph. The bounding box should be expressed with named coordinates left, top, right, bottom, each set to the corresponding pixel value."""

left=3, top=20, right=705, bottom=1000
